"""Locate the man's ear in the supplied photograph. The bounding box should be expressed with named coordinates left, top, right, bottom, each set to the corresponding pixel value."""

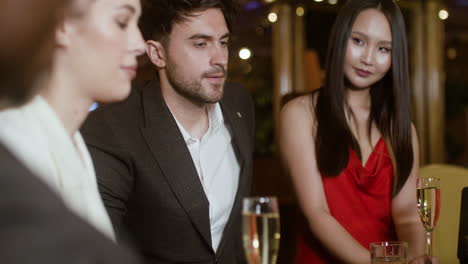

left=146, top=40, right=166, bottom=68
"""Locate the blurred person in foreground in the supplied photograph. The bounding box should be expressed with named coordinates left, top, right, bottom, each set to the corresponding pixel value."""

left=0, top=0, right=142, bottom=263
left=280, top=0, right=437, bottom=263
left=82, top=0, right=255, bottom=262
left=0, top=0, right=145, bottom=241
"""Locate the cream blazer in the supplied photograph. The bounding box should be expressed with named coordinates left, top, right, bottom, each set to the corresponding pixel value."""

left=0, top=96, right=115, bottom=240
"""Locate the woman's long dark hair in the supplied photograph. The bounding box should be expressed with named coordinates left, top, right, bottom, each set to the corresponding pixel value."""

left=314, top=0, right=412, bottom=196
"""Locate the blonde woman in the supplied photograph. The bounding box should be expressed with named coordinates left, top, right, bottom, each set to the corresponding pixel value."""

left=0, top=0, right=145, bottom=240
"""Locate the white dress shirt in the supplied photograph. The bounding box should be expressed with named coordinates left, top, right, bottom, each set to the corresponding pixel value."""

left=0, top=96, right=115, bottom=240
left=172, top=103, right=240, bottom=251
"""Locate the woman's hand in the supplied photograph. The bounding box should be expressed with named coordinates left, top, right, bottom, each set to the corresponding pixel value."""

left=409, top=255, right=439, bottom=264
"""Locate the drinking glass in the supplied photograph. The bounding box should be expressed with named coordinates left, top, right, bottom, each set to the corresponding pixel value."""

left=242, top=196, right=280, bottom=264
left=370, top=241, right=407, bottom=264
left=416, top=177, right=441, bottom=257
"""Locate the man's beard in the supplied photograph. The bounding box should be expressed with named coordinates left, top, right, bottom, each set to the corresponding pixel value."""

left=166, top=61, right=227, bottom=105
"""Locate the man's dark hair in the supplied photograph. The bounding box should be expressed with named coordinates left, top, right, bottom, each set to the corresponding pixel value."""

left=139, top=0, right=238, bottom=42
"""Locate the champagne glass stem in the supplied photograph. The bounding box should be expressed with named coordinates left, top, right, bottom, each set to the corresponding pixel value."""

left=426, top=231, right=432, bottom=257
left=262, top=215, right=268, bottom=264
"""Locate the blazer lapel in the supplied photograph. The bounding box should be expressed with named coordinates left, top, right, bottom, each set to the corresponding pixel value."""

left=220, top=99, right=250, bottom=168
left=216, top=94, right=252, bottom=254
left=139, top=80, right=213, bottom=250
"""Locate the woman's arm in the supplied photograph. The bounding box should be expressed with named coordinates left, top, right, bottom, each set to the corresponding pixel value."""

left=392, top=124, right=426, bottom=261
left=279, top=96, right=370, bottom=264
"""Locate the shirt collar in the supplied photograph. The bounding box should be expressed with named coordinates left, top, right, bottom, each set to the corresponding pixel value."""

left=172, top=103, right=224, bottom=144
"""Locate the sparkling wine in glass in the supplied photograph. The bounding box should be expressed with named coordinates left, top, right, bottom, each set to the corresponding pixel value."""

left=416, top=177, right=441, bottom=257
left=242, top=197, right=280, bottom=264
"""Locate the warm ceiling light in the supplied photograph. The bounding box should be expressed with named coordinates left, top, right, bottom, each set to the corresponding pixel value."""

left=328, top=0, right=338, bottom=4
left=314, top=0, right=324, bottom=2
left=439, top=9, right=449, bottom=20
left=447, top=48, right=457, bottom=60
left=268, top=12, right=278, bottom=23
left=296, top=7, right=305, bottom=17
left=239, top=48, right=252, bottom=60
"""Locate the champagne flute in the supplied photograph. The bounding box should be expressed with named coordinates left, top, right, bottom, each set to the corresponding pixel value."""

left=242, top=196, right=281, bottom=264
left=416, top=177, right=441, bottom=257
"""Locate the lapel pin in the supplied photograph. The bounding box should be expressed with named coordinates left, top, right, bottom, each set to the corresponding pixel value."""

left=237, top=112, right=242, bottom=118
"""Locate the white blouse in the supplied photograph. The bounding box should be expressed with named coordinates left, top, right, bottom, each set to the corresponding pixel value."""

left=0, top=96, right=115, bottom=240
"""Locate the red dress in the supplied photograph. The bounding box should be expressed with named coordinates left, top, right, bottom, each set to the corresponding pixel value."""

left=295, top=138, right=397, bottom=263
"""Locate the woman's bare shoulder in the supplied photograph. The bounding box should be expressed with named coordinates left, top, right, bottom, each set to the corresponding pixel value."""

left=281, top=92, right=318, bottom=126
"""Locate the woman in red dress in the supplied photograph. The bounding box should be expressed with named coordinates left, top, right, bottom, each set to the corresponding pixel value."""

left=279, top=0, right=434, bottom=263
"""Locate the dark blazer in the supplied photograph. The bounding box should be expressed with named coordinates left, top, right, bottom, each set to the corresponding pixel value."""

left=81, top=79, right=255, bottom=264
left=0, top=142, right=141, bottom=264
